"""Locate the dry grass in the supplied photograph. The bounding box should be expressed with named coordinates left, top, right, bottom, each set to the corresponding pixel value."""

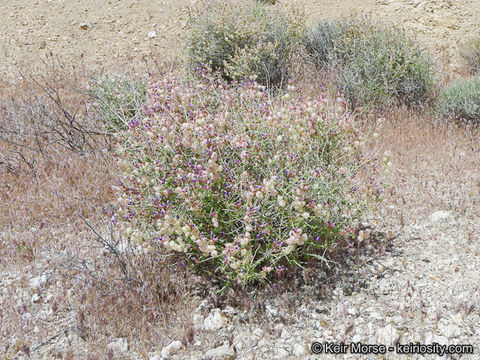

left=373, top=107, right=480, bottom=227
left=0, top=62, right=206, bottom=358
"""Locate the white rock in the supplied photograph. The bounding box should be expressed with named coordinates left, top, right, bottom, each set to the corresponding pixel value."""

left=107, top=338, right=128, bottom=353
left=424, top=331, right=433, bottom=344
left=233, top=340, right=243, bottom=352
left=440, top=323, right=461, bottom=338
left=193, top=313, right=203, bottom=330
left=429, top=211, right=451, bottom=222
left=223, top=306, right=236, bottom=317
left=160, top=340, right=182, bottom=359
left=29, top=274, right=47, bottom=289
left=352, top=334, right=362, bottom=342
left=293, top=344, right=307, bottom=356
left=252, top=328, right=264, bottom=338
left=147, top=31, right=157, bottom=38
left=434, top=335, right=449, bottom=346
left=226, top=325, right=235, bottom=333
left=274, top=347, right=289, bottom=359
left=266, top=302, right=278, bottom=318
left=203, top=344, right=235, bottom=360
left=31, top=293, right=41, bottom=303
left=204, top=309, right=225, bottom=331
left=376, top=324, right=399, bottom=346
left=280, top=329, right=290, bottom=339
left=79, top=22, right=92, bottom=30
left=347, top=308, right=358, bottom=317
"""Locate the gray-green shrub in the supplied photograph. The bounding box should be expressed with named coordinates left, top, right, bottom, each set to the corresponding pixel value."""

left=436, top=76, right=480, bottom=122
left=89, top=75, right=146, bottom=130
left=460, top=35, right=480, bottom=75
left=185, top=0, right=303, bottom=88
left=304, top=19, right=435, bottom=108
left=303, top=19, right=347, bottom=69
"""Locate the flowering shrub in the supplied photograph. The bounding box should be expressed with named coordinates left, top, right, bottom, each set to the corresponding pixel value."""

left=112, top=70, right=382, bottom=286
left=185, top=0, right=303, bottom=88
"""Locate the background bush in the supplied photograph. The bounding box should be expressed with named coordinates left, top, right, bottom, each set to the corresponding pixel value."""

left=460, top=35, right=480, bottom=75
left=185, top=0, right=303, bottom=88
left=303, top=19, right=348, bottom=70
left=112, top=70, right=382, bottom=287
left=436, top=76, right=480, bottom=122
left=89, top=75, right=146, bottom=131
left=304, top=19, right=435, bottom=108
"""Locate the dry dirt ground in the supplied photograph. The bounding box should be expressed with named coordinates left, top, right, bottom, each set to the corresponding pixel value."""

left=1, top=0, right=479, bottom=80
left=1, top=1, right=480, bottom=359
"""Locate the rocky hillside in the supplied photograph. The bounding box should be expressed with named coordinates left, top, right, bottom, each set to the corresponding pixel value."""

left=1, top=0, right=479, bottom=80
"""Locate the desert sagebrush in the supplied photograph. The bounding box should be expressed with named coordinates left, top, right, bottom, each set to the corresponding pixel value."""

left=304, top=19, right=435, bottom=109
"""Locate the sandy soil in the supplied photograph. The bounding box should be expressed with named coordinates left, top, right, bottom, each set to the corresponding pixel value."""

left=1, top=0, right=479, bottom=81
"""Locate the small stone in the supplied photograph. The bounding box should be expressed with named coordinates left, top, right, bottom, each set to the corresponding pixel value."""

left=265, top=302, right=278, bottom=318
left=107, top=338, right=128, bottom=353
left=274, top=347, right=289, bottom=359
left=429, top=211, right=451, bottom=222
left=160, top=340, right=182, bottom=359
left=79, top=22, right=92, bottom=30
left=39, top=40, right=46, bottom=49
left=193, top=313, right=203, bottom=330
left=352, top=334, right=362, bottom=342
left=203, top=344, right=235, bottom=360
left=233, top=340, right=243, bottom=352
left=29, top=275, right=47, bottom=289
left=433, top=335, right=449, bottom=346
left=370, top=312, right=383, bottom=321
left=252, top=328, right=264, bottom=338
left=440, top=323, right=461, bottom=338
left=147, top=31, right=157, bottom=38
left=33, top=326, right=40, bottom=333
left=376, top=324, right=399, bottom=346
left=223, top=306, right=236, bottom=317
left=204, top=309, right=225, bottom=331
left=347, top=308, right=358, bottom=317
left=239, top=310, right=248, bottom=322
left=31, top=293, right=41, bottom=303
left=293, top=344, right=307, bottom=356
left=343, top=282, right=354, bottom=296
